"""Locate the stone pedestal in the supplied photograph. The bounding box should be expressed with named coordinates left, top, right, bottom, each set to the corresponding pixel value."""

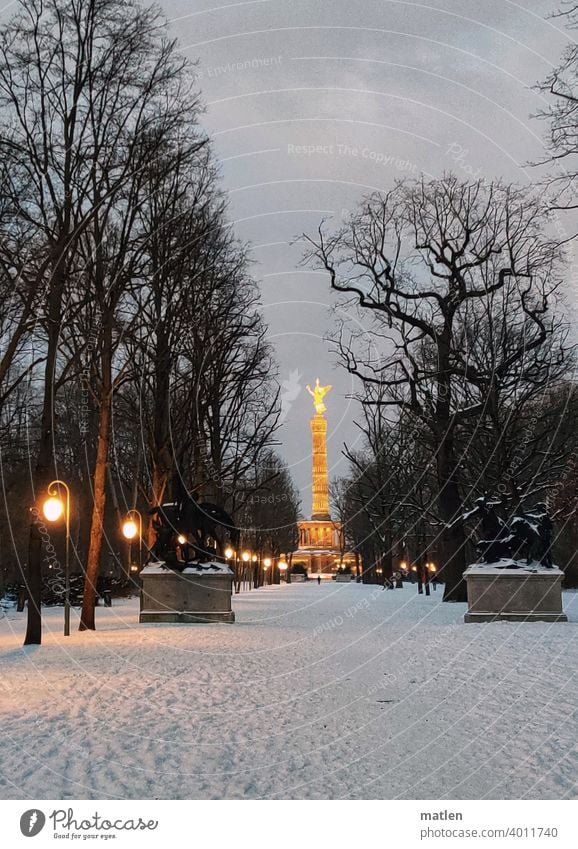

left=140, top=562, right=235, bottom=623
left=464, top=562, right=567, bottom=623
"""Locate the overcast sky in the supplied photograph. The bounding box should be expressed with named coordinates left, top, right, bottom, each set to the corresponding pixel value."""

left=3, top=0, right=570, bottom=512
left=156, top=0, right=575, bottom=514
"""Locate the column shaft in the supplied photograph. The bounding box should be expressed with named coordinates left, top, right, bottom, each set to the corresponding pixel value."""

left=311, top=413, right=330, bottom=520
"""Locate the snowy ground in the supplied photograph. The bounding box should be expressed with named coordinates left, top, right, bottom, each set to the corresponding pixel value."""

left=1, top=582, right=578, bottom=800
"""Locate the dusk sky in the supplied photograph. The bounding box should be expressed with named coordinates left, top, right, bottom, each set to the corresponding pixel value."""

left=0, top=0, right=569, bottom=508
left=153, top=0, right=577, bottom=511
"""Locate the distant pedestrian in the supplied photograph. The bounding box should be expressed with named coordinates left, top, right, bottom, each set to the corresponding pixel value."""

left=317, top=575, right=321, bottom=585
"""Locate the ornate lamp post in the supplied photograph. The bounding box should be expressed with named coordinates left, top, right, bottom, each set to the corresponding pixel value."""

left=224, top=546, right=236, bottom=589
left=122, top=509, right=143, bottom=574
left=42, top=480, right=71, bottom=637
left=263, top=557, right=271, bottom=585
left=240, top=551, right=250, bottom=591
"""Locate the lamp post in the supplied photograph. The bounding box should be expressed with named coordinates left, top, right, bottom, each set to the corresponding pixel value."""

left=263, top=557, right=271, bottom=585
left=122, top=509, right=142, bottom=576
left=43, top=480, right=71, bottom=637
left=224, top=546, right=236, bottom=591
left=241, top=551, right=250, bottom=591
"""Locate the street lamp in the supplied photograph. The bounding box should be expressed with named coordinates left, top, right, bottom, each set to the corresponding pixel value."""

left=122, top=509, right=142, bottom=574
left=224, top=547, right=234, bottom=560
left=122, top=519, right=138, bottom=540
left=43, top=480, right=71, bottom=637
left=263, top=557, right=273, bottom=584
left=241, top=551, right=250, bottom=563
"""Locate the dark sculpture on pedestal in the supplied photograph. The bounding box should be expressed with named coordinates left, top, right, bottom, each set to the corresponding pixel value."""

left=149, top=475, right=239, bottom=569
left=469, top=497, right=554, bottom=568
left=463, top=498, right=565, bottom=623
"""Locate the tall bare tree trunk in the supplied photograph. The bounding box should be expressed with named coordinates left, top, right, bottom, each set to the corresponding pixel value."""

left=24, top=261, right=65, bottom=645
left=147, top=465, right=171, bottom=549
left=436, top=334, right=467, bottom=603
left=437, top=435, right=467, bottom=602
left=146, top=327, right=173, bottom=548
left=79, top=323, right=112, bottom=631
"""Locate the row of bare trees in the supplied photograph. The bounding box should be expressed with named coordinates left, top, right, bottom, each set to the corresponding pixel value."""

left=314, top=175, right=577, bottom=600
left=0, top=0, right=290, bottom=642
left=332, top=380, right=578, bottom=592
left=315, top=4, right=578, bottom=600
left=236, top=451, right=300, bottom=560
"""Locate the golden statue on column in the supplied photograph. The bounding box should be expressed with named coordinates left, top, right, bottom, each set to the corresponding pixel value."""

left=306, top=378, right=332, bottom=415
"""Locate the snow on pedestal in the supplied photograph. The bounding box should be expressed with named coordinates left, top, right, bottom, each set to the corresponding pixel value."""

left=464, top=560, right=567, bottom=623
left=139, top=561, right=235, bottom=623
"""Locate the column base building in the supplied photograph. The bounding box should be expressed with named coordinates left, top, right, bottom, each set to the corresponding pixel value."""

left=292, top=519, right=357, bottom=575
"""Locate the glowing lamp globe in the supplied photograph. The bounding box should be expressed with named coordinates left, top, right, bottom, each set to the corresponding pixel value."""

left=122, top=520, right=138, bottom=540
left=241, top=552, right=250, bottom=563
left=177, top=535, right=186, bottom=545
left=224, top=547, right=234, bottom=559
left=43, top=496, right=64, bottom=522
left=263, top=558, right=271, bottom=568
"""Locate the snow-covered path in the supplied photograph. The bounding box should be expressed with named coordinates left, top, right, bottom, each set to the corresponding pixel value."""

left=1, top=582, right=578, bottom=800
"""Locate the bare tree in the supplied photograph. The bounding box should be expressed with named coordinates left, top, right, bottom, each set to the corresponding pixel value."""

left=77, top=135, right=207, bottom=631
left=536, top=3, right=578, bottom=211
left=236, top=451, right=299, bottom=588
left=305, top=176, right=571, bottom=600
left=125, top=139, right=216, bottom=539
